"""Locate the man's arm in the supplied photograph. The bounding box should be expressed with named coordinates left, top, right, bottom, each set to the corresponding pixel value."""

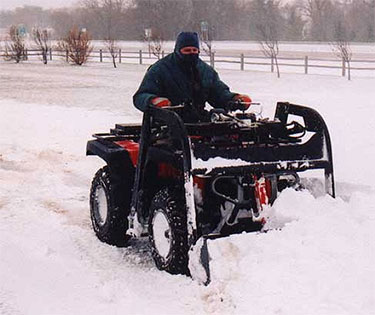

left=133, top=67, right=163, bottom=112
left=207, top=70, right=236, bottom=109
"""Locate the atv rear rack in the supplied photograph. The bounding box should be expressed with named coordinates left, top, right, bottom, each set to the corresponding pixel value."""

left=92, top=124, right=142, bottom=141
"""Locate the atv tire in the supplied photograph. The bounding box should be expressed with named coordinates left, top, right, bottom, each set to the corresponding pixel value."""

left=90, top=166, right=131, bottom=247
left=149, top=187, right=189, bottom=275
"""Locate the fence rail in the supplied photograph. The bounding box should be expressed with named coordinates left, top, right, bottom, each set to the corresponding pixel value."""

left=1, top=48, right=375, bottom=75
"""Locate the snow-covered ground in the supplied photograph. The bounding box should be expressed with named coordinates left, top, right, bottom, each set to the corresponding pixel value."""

left=91, top=40, right=375, bottom=57
left=0, top=61, right=374, bottom=314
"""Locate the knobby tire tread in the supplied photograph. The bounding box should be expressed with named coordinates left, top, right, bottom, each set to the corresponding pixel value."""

left=149, top=187, right=189, bottom=275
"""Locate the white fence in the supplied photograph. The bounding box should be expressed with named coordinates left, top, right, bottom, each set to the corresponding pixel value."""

left=1, top=48, right=375, bottom=77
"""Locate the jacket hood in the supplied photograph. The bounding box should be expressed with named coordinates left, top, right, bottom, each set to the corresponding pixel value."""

left=174, top=32, right=200, bottom=55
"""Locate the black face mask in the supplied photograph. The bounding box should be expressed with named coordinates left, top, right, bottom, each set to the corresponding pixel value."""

left=180, top=53, right=199, bottom=67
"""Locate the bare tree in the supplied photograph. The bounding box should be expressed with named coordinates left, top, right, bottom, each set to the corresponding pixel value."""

left=49, top=9, right=77, bottom=39
left=350, top=0, right=375, bottom=41
left=260, top=40, right=280, bottom=78
left=141, top=27, right=164, bottom=59
left=283, top=3, right=305, bottom=40
left=253, top=0, right=282, bottom=78
left=3, top=25, right=26, bottom=63
left=331, top=19, right=352, bottom=80
left=32, top=27, right=50, bottom=64
left=331, top=40, right=352, bottom=80
left=80, top=0, right=127, bottom=39
left=81, top=0, right=126, bottom=67
left=302, top=0, right=336, bottom=41
left=199, top=22, right=214, bottom=65
left=191, top=0, right=241, bottom=40
left=57, top=26, right=93, bottom=65
left=3, top=0, right=375, bottom=42
left=200, top=36, right=213, bottom=57
left=149, top=31, right=164, bottom=60
left=105, top=37, right=118, bottom=67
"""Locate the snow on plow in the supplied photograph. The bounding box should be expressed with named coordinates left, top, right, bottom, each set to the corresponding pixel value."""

left=87, top=102, right=335, bottom=282
left=188, top=185, right=374, bottom=311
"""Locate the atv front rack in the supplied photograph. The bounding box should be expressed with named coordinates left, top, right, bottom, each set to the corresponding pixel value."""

left=189, top=102, right=335, bottom=197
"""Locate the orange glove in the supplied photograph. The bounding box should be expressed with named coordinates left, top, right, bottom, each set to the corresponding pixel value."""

left=151, top=97, right=172, bottom=108
left=233, top=94, right=252, bottom=111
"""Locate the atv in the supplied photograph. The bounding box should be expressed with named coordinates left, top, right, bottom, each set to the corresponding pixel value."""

left=86, top=102, right=335, bottom=282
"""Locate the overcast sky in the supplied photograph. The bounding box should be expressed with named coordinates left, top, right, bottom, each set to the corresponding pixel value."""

left=0, top=0, right=297, bottom=11
left=0, top=0, right=79, bottom=11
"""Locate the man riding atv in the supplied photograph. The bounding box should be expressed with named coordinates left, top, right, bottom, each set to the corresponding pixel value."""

left=133, top=31, right=252, bottom=121
left=86, top=31, right=335, bottom=283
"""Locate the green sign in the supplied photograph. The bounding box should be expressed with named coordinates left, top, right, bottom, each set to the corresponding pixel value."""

left=18, top=24, right=27, bottom=37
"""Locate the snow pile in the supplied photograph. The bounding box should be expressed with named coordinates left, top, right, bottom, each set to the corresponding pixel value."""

left=205, top=188, right=374, bottom=314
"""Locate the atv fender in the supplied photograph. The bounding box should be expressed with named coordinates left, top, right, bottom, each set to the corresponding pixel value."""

left=86, top=139, right=135, bottom=175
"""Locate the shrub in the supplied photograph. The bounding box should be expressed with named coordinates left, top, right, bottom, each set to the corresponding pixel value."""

left=57, top=26, right=93, bottom=65
left=3, top=25, right=26, bottom=63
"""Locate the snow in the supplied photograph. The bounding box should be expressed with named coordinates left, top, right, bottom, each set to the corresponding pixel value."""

left=151, top=210, right=171, bottom=259
left=206, top=189, right=375, bottom=314
left=90, top=40, right=375, bottom=56
left=1, top=58, right=375, bottom=314
left=192, top=157, right=251, bottom=172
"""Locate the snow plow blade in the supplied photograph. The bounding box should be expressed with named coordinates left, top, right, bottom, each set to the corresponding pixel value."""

left=189, top=234, right=250, bottom=285
left=189, top=237, right=212, bottom=285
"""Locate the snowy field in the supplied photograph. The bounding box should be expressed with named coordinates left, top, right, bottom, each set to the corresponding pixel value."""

left=2, top=41, right=375, bottom=78
left=0, top=61, right=375, bottom=314
left=92, top=40, right=375, bottom=57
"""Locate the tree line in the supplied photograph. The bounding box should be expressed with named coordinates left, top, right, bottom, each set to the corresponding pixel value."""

left=0, top=0, right=374, bottom=42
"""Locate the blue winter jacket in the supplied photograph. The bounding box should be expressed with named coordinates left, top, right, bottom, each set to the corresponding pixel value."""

left=133, top=53, right=236, bottom=113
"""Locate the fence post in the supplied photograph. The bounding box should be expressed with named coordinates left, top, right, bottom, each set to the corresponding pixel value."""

left=240, top=53, right=244, bottom=71
left=271, top=57, right=274, bottom=73
left=162, top=50, right=165, bottom=58
left=50, top=48, right=52, bottom=61
left=342, top=58, right=346, bottom=77
left=304, top=56, right=308, bottom=74
left=24, top=49, right=28, bottom=60
left=119, top=49, right=121, bottom=63
left=66, top=50, right=69, bottom=62
left=210, top=52, right=215, bottom=68
left=100, top=49, right=103, bottom=62
left=139, top=50, right=143, bottom=64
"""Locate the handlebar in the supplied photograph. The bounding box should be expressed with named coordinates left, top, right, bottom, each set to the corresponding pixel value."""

left=160, top=105, right=185, bottom=111
left=152, top=102, right=262, bottom=126
left=226, top=101, right=261, bottom=106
